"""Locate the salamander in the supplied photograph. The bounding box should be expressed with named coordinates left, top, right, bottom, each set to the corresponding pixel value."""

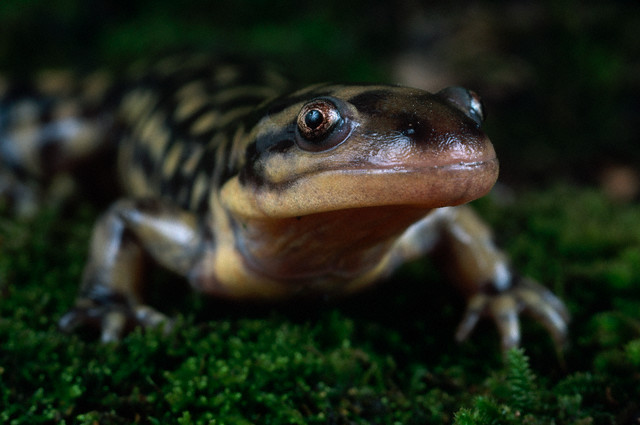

left=0, top=55, right=569, bottom=349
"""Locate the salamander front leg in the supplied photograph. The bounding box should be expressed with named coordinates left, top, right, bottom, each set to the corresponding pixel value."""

left=59, top=198, right=205, bottom=342
left=419, top=206, right=569, bottom=351
left=443, top=206, right=569, bottom=350
left=454, top=275, right=569, bottom=351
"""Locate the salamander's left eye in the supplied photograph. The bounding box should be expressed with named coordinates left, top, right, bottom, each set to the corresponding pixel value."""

left=296, top=98, right=348, bottom=152
left=436, top=87, right=486, bottom=127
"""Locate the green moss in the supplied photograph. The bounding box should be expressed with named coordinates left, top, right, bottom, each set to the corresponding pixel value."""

left=2, top=187, right=640, bottom=423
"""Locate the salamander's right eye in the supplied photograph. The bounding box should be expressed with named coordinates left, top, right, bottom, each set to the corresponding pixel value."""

left=295, top=98, right=350, bottom=152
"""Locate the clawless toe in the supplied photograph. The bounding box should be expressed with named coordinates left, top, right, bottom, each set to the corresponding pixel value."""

left=455, top=277, right=569, bottom=352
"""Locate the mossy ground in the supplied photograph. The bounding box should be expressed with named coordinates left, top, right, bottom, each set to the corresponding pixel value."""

left=1, top=187, right=639, bottom=424
left=1, top=1, right=640, bottom=423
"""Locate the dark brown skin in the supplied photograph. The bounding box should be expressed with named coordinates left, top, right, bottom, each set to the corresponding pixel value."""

left=0, top=58, right=568, bottom=349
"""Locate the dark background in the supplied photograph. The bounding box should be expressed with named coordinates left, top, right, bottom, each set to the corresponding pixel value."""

left=1, top=0, right=639, bottom=193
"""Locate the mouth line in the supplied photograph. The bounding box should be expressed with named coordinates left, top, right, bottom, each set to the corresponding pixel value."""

left=261, top=157, right=499, bottom=194
left=225, top=157, right=499, bottom=219
left=304, top=157, right=499, bottom=178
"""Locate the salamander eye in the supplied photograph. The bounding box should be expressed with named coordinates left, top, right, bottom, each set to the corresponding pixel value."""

left=295, top=98, right=347, bottom=152
left=436, top=87, right=486, bottom=127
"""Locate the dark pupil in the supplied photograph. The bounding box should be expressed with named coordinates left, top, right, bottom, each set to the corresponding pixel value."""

left=304, top=109, right=324, bottom=129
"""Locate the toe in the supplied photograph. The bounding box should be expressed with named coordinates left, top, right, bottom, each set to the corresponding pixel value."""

left=489, top=295, right=520, bottom=351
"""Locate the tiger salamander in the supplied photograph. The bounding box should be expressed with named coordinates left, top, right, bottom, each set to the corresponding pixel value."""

left=0, top=55, right=569, bottom=349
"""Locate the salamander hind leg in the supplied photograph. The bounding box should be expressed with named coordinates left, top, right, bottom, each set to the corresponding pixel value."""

left=59, top=198, right=205, bottom=342
left=428, top=206, right=569, bottom=351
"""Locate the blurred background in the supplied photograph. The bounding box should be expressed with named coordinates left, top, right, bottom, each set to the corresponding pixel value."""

left=0, top=0, right=638, bottom=198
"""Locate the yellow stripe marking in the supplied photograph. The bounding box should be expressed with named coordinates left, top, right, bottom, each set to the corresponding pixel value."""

left=190, top=172, right=210, bottom=209
left=190, top=110, right=219, bottom=135
left=163, top=142, right=183, bottom=177
left=174, top=96, right=209, bottom=122
left=181, top=144, right=205, bottom=175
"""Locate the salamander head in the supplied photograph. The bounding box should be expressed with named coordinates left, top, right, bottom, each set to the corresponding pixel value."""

left=222, top=84, right=498, bottom=218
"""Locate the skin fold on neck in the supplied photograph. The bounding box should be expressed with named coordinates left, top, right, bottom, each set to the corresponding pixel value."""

left=231, top=204, right=433, bottom=283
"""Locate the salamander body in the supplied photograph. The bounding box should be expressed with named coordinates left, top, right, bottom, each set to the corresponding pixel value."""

left=0, top=55, right=568, bottom=348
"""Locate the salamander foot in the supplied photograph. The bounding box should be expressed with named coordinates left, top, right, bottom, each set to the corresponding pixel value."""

left=455, top=277, right=569, bottom=351
left=59, top=301, right=173, bottom=343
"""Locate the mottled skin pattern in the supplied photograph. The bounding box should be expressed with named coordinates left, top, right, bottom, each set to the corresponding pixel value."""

left=0, top=55, right=569, bottom=349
